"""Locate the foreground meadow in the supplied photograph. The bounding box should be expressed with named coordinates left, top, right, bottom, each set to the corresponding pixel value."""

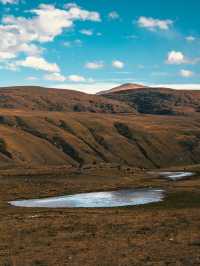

left=0, top=165, right=200, bottom=266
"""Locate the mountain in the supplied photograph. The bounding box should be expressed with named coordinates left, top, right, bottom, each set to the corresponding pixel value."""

left=99, top=84, right=200, bottom=115
left=0, top=85, right=200, bottom=169
left=0, top=107, right=200, bottom=169
left=97, top=83, right=148, bottom=95
left=0, top=86, right=136, bottom=114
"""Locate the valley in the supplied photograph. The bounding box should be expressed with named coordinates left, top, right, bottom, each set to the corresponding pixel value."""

left=0, top=85, right=200, bottom=265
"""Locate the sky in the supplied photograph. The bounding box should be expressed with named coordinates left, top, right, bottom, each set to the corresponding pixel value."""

left=0, top=0, right=200, bottom=93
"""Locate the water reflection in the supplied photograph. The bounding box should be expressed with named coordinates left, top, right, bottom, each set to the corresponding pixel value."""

left=9, top=189, right=164, bottom=208
left=159, top=172, right=194, bottom=181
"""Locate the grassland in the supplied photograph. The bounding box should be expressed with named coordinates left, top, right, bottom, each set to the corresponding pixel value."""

left=1, top=109, right=200, bottom=169
left=0, top=165, right=200, bottom=266
left=102, top=85, right=200, bottom=115
left=0, top=86, right=200, bottom=265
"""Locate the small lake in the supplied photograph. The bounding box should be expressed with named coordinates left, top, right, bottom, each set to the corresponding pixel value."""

left=9, top=189, right=164, bottom=208
left=158, top=172, right=194, bottom=181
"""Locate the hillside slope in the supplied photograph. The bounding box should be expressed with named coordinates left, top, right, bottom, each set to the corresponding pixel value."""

left=0, top=109, right=200, bottom=169
left=97, top=83, right=148, bottom=95
left=0, top=86, right=135, bottom=114
left=100, top=84, right=200, bottom=115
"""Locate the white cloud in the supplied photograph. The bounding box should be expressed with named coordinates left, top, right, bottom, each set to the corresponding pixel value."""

left=185, top=36, right=196, bottom=42
left=44, top=72, right=94, bottom=83
left=64, top=3, right=79, bottom=9
left=0, top=0, right=18, bottom=4
left=26, top=76, right=38, bottom=81
left=137, top=16, right=173, bottom=31
left=63, top=39, right=82, bottom=47
left=2, top=4, right=101, bottom=43
left=166, top=50, right=200, bottom=65
left=166, top=51, right=186, bottom=64
left=154, top=84, right=200, bottom=90
left=66, top=4, right=101, bottom=22
left=108, top=11, right=120, bottom=20
left=17, top=56, right=60, bottom=72
left=112, top=60, right=124, bottom=69
left=180, top=69, right=194, bottom=78
left=80, top=29, right=93, bottom=36
left=65, top=75, right=94, bottom=83
left=44, top=72, right=66, bottom=82
left=0, top=25, right=42, bottom=62
left=0, top=3, right=101, bottom=69
left=0, top=51, right=16, bottom=60
left=67, top=75, right=86, bottom=82
left=85, top=61, right=104, bottom=69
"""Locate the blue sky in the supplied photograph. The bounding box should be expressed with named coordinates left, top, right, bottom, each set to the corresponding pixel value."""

left=0, top=0, right=200, bottom=93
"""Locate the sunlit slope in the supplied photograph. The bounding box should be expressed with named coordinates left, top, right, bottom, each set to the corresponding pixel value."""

left=0, top=86, right=135, bottom=113
left=0, top=109, right=200, bottom=168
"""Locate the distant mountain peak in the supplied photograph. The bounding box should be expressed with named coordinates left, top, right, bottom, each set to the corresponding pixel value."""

left=97, top=83, right=148, bottom=95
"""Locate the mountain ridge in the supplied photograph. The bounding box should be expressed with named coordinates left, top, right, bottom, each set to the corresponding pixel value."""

left=0, top=85, right=136, bottom=114
left=100, top=83, right=200, bottom=115
left=0, top=84, right=199, bottom=169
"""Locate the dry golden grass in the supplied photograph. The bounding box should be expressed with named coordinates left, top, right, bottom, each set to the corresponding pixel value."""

left=0, top=108, right=200, bottom=169
left=0, top=167, right=200, bottom=266
left=0, top=86, right=135, bottom=113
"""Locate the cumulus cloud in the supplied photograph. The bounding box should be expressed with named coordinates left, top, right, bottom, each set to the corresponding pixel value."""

left=166, top=51, right=186, bottom=64
left=0, top=3, right=101, bottom=72
left=0, top=51, right=16, bottom=60
left=64, top=3, right=79, bottom=9
left=166, top=50, right=200, bottom=65
left=137, top=16, right=173, bottom=31
left=44, top=73, right=94, bottom=83
left=108, top=11, right=120, bottom=20
left=180, top=69, right=194, bottom=78
left=16, top=56, right=60, bottom=72
left=1, top=3, right=100, bottom=44
left=44, top=72, right=66, bottom=82
left=85, top=61, right=104, bottom=69
left=67, top=75, right=86, bottom=82
left=112, top=60, right=124, bottom=69
left=0, top=24, right=43, bottom=61
left=80, top=29, right=93, bottom=36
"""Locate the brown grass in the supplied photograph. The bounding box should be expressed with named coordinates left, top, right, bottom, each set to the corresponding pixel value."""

left=0, top=109, right=200, bottom=169
left=103, top=85, right=200, bottom=115
left=0, top=166, right=200, bottom=265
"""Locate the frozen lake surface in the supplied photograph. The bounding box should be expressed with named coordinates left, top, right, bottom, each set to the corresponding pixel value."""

left=9, top=189, right=165, bottom=208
